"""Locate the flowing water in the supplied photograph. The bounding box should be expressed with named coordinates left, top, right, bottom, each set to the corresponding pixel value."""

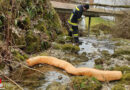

left=21, top=36, right=115, bottom=90
left=20, top=1, right=128, bottom=89
left=77, top=37, right=115, bottom=68
left=37, top=71, right=70, bottom=90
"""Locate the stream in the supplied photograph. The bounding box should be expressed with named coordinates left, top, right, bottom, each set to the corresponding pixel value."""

left=77, top=37, right=114, bottom=68
left=22, top=36, right=115, bottom=90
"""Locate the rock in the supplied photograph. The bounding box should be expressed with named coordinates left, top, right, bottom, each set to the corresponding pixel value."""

left=58, top=75, right=63, bottom=80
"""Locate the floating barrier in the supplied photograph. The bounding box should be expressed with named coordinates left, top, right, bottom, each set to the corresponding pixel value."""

left=26, top=56, right=122, bottom=81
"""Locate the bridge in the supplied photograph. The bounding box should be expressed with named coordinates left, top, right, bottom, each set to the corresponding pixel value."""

left=50, top=1, right=124, bottom=36
left=51, top=1, right=123, bottom=17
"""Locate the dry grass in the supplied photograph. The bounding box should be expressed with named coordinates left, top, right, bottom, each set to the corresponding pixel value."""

left=112, top=11, right=130, bottom=39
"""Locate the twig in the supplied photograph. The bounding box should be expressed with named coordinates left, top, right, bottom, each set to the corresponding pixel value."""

left=22, top=64, right=45, bottom=75
left=6, top=60, right=45, bottom=75
left=0, top=70, right=24, bottom=90
left=3, top=80, right=40, bottom=83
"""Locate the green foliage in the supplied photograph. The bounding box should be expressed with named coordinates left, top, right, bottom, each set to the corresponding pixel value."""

left=0, top=62, right=5, bottom=70
left=72, top=76, right=102, bottom=90
left=25, top=30, right=41, bottom=53
left=91, top=24, right=112, bottom=35
left=113, top=66, right=130, bottom=73
left=26, top=7, right=37, bottom=19
left=46, top=82, right=68, bottom=90
left=12, top=49, right=28, bottom=61
left=17, top=17, right=31, bottom=30
left=41, top=40, right=51, bottom=50
left=94, top=65, right=104, bottom=70
left=121, top=73, right=130, bottom=84
left=35, top=21, right=47, bottom=32
left=12, top=31, right=26, bottom=46
left=0, top=0, right=64, bottom=56
left=94, top=58, right=104, bottom=65
left=112, top=84, right=125, bottom=90
left=62, top=44, right=80, bottom=53
left=0, top=14, right=6, bottom=32
left=112, top=46, right=130, bottom=57
left=53, top=43, right=80, bottom=53
left=113, top=66, right=130, bottom=85
left=85, top=17, right=114, bottom=36
left=85, top=17, right=114, bottom=27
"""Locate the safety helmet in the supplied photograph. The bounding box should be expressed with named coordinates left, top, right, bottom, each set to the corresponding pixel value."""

left=83, top=4, right=89, bottom=9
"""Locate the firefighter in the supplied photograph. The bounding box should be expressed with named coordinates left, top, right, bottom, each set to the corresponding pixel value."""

left=68, top=4, right=89, bottom=44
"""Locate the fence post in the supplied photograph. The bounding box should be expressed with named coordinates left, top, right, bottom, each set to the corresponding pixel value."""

left=88, top=16, right=91, bottom=37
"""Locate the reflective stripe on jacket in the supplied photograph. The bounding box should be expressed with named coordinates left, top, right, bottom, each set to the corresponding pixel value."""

left=68, top=5, right=83, bottom=26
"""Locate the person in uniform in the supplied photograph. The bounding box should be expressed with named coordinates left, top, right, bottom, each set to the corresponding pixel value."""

left=68, top=4, right=89, bottom=44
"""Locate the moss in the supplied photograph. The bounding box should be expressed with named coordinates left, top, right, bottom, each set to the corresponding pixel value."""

left=56, top=35, right=66, bottom=44
left=35, top=21, right=47, bottom=32
left=121, top=73, right=130, bottom=85
left=115, top=42, right=122, bottom=46
left=39, top=52, right=48, bottom=56
left=112, top=84, right=125, bottom=90
left=41, top=40, right=51, bottom=50
left=25, top=30, right=41, bottom=53
left=53, top=43, right=80, bottom=53
left=12, top=30, right=26, bottom=46
left=46, top=82, right=68, bottom=90
left=10, top=67, right=46, bottom=89
left=17, top=17, right=31, bottom=30
left=65, top=36, right=73, bottom=42
left=94, top=65, right=104, bottom=70
left=25, top=42, right=40, bottom=54
left=43, top=3, right=63, bottom=35
left=112, top=46, right=130, bottom=57
left=123, top=55, right=130, bottom=61
left=53, top=43, right=62, bottom=50
left=101, top=50, right=110, bottom=57
left=0, top=62, right=5, bottom=70
left=61, top=44, right=80, bottom=53
left=94, top=58, right=104, bottom=65
left=0, top=0, right=64, bottom=54
left=71, top=76, right=102, bottom=90
left=35, top=4, right=43, bottom=15
left=113, top=66, right=130, bottom=74
left=3, top=82, right=19, bottom=90
left=12, top=50, right=28, bottom=61
left=78, top=52, right=89, bottom=61
left=0, top=16, right=4, bottom=31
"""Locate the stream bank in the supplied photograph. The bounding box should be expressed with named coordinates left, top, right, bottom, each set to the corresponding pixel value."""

left=0, top=0, right=130, bottom=89
left=2, top=35, right=129, bottom=90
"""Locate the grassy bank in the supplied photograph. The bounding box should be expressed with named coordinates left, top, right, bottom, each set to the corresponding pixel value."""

left=85, top=17, right=114, bottom=27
